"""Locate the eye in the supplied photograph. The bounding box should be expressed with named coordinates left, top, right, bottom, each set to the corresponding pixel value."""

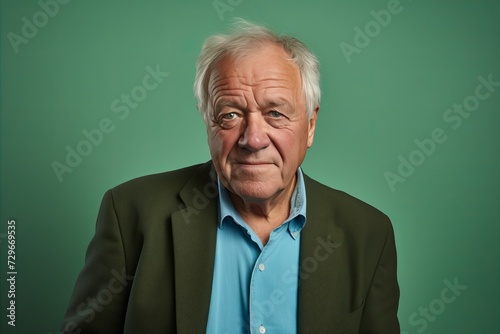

left=266, top=110, right=289, bottom=128
left=212, top=111, right=242, bottom=129
left=269, top=110, right=284, bottom=118
left=222, top=112, right=238, bottom=120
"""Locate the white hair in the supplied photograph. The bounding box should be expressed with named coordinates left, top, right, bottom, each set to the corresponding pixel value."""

left=193, top=19, right=320, bottom=121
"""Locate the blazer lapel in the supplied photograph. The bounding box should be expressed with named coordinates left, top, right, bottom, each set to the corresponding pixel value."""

left=298, top=174, right=347, bottom=333
left=171, top=162, right=219, bottom=334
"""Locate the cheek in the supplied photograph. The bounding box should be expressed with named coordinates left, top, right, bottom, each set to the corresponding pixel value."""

left=272, top=132, right=309, bottom=168
left=207, top=129, right=221, bottom=156
left=208, top=129, right=236, bottom=159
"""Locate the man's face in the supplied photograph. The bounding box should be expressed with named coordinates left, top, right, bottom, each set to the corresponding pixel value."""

left=206, top=44, right=318, bottom=204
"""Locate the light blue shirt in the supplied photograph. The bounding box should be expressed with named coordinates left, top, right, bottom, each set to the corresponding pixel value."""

left=206, top=169, right=307, bottom=334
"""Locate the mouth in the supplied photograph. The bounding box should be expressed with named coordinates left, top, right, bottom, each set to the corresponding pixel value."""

left=233, top=161, right=274, bottom=169
left=234, top=160, right=273, bottom=165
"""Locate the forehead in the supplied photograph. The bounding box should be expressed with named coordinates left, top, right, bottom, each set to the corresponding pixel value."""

left=208, top=43, right=302, bottom=92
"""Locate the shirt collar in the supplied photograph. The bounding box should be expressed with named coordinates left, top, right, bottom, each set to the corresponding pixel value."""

left=217, top=168, right=307, bottom=239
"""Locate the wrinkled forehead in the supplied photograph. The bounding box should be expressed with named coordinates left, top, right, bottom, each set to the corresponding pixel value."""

left=208, top=43, right=302, bottom=92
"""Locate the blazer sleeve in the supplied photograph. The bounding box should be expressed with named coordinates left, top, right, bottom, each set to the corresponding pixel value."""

left=60, top=190, right=132, bottom=334
left=359, top=221, right=400, bottom=333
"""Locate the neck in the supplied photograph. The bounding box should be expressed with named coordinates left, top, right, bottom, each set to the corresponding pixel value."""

left=228, top=175, right=296, bottom=245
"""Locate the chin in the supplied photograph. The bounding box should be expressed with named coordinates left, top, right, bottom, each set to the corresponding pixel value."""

left=230, top=180, right=283, bottom=202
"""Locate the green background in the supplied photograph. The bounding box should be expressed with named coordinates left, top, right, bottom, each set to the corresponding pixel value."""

left=1, top=0, right=499, bottom=333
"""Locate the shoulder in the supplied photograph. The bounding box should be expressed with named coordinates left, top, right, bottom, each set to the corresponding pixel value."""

left=114, top=163, right=204, bottom=193
left=106, top=162, right=213, bottom=211
left=303, top=173, right=392, bottom=235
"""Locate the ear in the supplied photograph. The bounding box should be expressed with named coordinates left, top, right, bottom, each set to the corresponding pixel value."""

left=307, top=106, right=319, bottom=148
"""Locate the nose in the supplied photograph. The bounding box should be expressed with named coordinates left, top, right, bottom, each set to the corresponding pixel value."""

left=238, top=115, right=271, bottom=152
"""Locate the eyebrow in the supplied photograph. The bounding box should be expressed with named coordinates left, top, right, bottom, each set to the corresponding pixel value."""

left=266, top=99, right=292, bottom=111
left=214, top=100, right=243, bottom=115
left=267, top=100, right=288, bottom=108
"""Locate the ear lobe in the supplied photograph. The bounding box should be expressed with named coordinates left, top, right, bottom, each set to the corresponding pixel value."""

left=307, top=106, right=319, bottom=148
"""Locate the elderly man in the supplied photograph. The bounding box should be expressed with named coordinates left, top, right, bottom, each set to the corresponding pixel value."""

left=61, top=20, right=400, bottom=334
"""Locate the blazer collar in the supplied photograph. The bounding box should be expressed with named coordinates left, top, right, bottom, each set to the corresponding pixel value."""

left=171, top=162, right=219, bottom=333
left=298, top=174, right=346, bottom=333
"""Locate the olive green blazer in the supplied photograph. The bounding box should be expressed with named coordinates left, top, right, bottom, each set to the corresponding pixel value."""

left=61, top=162, right=400, bottom=333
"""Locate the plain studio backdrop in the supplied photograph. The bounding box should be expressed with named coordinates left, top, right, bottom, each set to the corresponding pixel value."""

left=1, top=0, right=499, bottom=333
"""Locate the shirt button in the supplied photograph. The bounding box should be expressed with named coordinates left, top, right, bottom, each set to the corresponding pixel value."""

left=259, top=325, right=266, bottom=333
left=258, top=263, right=265, bottom=271
left=293, top=231, right=299, bottom=238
